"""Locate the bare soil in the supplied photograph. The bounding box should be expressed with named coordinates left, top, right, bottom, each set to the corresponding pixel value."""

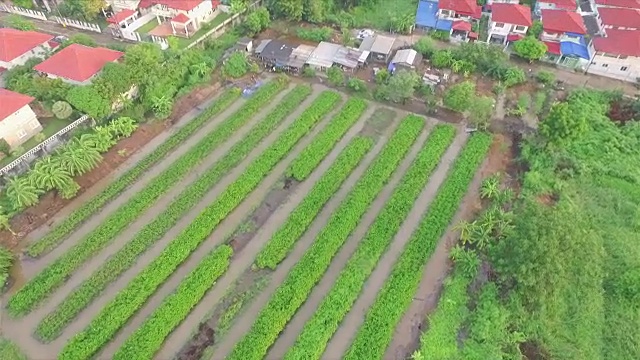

left=0, top=82, right=221, bottom=250
left=386, top=134, right=515, bottom=360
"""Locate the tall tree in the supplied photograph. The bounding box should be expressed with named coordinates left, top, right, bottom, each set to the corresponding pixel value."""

left=63, top=0, right=104, bottom=20
left=513, top=36, right=548, bottom=62
left=5, top=176, right=40, bottom=210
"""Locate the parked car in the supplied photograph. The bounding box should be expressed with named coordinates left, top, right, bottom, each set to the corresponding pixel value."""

left=357, top=29, right=374, bottom=40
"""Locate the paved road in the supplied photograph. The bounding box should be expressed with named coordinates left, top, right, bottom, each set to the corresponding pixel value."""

left=0, top=12, right=127, bottom=47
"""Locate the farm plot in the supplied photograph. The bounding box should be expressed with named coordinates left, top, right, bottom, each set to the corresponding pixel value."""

left=0, top=78, right=492, bottom=360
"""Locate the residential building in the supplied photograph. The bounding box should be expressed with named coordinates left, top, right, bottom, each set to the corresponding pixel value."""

left=415, top=0, right=480, bottom=40
left=0, top=89, right=42, bottom=148
left=594, top=0, right=640, bottom=9
left=105, top=0, right=142, bottom=13
left=388, top=49, right=422, bottom=72
left=598, top=7, right=640, bottom=30
left=487, top=3, right=532, bottom=44
left=34, top=44, right=124, bottom=85
left=535, top=0, right=578, bottom=14
left=140, top=0, right=219, bottom=36
left=587, top=29, right=640, bottom=81
left=0, top=29, right=54, bottom=69
left=358, top=34, right=396, bottom=62
left=540, top=9, right=594, bottom=67
left=255, top=40, right=295, bottom=69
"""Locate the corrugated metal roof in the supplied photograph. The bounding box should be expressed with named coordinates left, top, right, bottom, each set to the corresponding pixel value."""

left=392, top=49, right=418, bottom=65
left=333, top=46, right=364, bottom=68
left=260, top=40, right=294, bottom=64
left=288, top=44, right=316, bottom=68
left=254, top=39, right=271, bottom=54
left=370, top=35, right=396, bottom=55
left=358, top=36, right=376, bottom=51
left=307, top=41, right=341, bottom=68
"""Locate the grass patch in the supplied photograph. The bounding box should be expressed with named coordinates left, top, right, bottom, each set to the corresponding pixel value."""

left=176, top=12, right=232, bottom=48
left=0, top=338, right=26, bottom=360
left=349, top=0, right=416, bottom=29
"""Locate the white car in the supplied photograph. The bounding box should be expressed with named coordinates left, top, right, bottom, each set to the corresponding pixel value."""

left=357, top=29, right=374, bottom=40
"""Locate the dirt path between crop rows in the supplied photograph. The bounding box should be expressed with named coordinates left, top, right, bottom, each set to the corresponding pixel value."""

left=95, top=84, right=343, bottom=359
left=322, top=128, right=469, bottom=360
left=213, top=108, right=416, bottom=360
left=266, top=116, right=437, bottom=360
left=19, top=92, right=246, bottom=279
left=0, top=91, right=270, bottom=359
left=384, top=136, right=510, bottom=360
left=160, top=95, right=379, bottom=359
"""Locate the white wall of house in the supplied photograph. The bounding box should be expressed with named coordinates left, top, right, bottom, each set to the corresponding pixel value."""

left=437, top=9, right=474, bottom=21
left=489, top=21, right=529, bottom=36
left=603, top=24, right=639, bottom=31
left=43, top=73, right=93, bottom=86
left=106, top=0, right=141, bottom=13
left=144, top=1, right=216, bottom=30
left=541, top=30, right=563, bottom=41
left=0, top=105, right=42, bottom=148
left=587, top=53, right=640, bottom=81
left=0, top=43, right=50, bottom=69
left=487, top=0, right=519, bottom=4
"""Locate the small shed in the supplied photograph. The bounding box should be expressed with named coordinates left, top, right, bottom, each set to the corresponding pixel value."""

left=257, top=39, right=295, bottom=68
left=287, top=44, right=316, bottom=72
left=307, top=41, right=341, bottom=71
left=333, top=47, right=366, bottom=72
left=388, top=49, right=422, bottom=73
left=359, top=34, right=397, bottom=63
left=254, top=39, right=272, bottom=55
left=236, top=37, right=254, bottom=53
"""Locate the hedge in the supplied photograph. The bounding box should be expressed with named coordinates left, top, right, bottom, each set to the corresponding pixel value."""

left=284, top=123, right=457, bottom=360
left=34, top=85, right=312, bottom=341
left=255, top=136, right=374, bottom=270
left=59, top=91, right=341, bottom=360
left=344, top=133, right=492, bottom=360
left=287, top=98, right=367, bottom=181
left=227, top=115, right=425, bottom=360
left=113, top=245, right=233, bottom=360
left=7, top=79, right=288, bottom=318
left=25, top=88, right=240, bottom=258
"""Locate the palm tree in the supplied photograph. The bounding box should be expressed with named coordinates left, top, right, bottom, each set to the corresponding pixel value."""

left=453, top=220, right=474, bottom=245
left=450, top=245, right=480, bottom=279
left=151, top=96, right=173, bottom=119
left=57, top=180, right=81, bottom=200
left=58, top=140, right=102, bottom=176
left=30, top=156, right=74, bottom=192
left=0, top=212, right=15, bottom=235
left=190, top=62, right=210, bottom=78
left=109, top=117, right=138, bottom=138
left=480, top=174, right=501, bottom=200
left=5, top=176, right=41, bottom=210
left=91, top=127, right=116, bottom=152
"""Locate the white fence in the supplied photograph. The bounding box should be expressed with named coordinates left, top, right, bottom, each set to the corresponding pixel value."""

left=187, top=0, right=262, bottom=49
left=0, top=4, right=47, bottom=20
left=0, top=115, right=92, bottom=177
left=51, top=16, right=102, bottom=33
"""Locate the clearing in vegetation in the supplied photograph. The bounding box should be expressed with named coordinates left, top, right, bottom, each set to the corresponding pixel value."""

left=1, top=78, right=494, bottom=360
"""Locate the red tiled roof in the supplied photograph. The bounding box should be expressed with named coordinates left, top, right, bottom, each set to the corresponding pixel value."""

left=0, top=29, right=54, bottom=62
left=34, top=44, right=124, bottom=82
left=0, top=89, right=34, bottom=121
left=539, top=0, right=578, bottom=10
left=468, top=31, right=479, bottom=39
left=107, top=9, right=137, bottom=24
left=593, top=29, right=640, bottom=56
left=595, top=0, right=640, bottom=9
left=171, top=13, right=191, bottom=23
left=541, top=9, right=587, bottom=34
left=543, top=41, right=562, bottom=54
left=491, top=3, right=532, bottom=27
left=452, top=20, right=472, bottom=31
left=507, top=33, right=525, bottom=41
left=139, top=0, right=203, bottom=11
left=598, top=7, right=640, bottom=28
left=439, top=0, right=481, bottom=17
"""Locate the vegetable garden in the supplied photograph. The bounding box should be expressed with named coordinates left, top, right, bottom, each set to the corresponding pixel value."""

left=1, top=76, right=491, bottom=360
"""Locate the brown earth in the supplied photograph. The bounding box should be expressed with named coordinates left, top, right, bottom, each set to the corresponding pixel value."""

left=0, top=82, right=220, bottom=250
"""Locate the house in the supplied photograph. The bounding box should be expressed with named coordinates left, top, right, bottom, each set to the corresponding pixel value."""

left=140, top=0, right=218, bottom=37
left=255, top=40, right=295, bottom=69
left=535, top=0, right=578, bottom=14
left=307, top=42, right=342, bottom=71
left=358, top=34, right=396, bottom=62
left=0, top=89, right=42, bottom=148
left=415, top=0, right=480, bottom=40
left=487, top=3, right=532, bottom=44
left=105, top=0, right=142, bottom=13
left=34, top=44, right=124, bottom=85
left=333, top=46, right=367, bottom=72
left=388, top=49, right=422, bottom=73
left=598, top=7, right=640, bottom=30
left=595, top=0, right=640, bottom=9
left=438, top=0, right=482, bottom=20
left=287, top=45, right=315, bottom=73
left=587, top=29, right=640, bottom=81
left=540, top=10, right=594, bottom=67
left=0, top=29, right=54, bottom=69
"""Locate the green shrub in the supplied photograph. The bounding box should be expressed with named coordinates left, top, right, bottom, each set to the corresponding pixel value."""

left=297, top=27, right=333, bottom=42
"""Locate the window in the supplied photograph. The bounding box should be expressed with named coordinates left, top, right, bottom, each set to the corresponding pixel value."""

left=495, top=22, right=505, bottom=28
left=29, top=120, right=40, bottom=130
left=17, top=129, right=27, bottom=139
left=602, top=63, right=609, bottom=68
left=621, top=66, right=628, bottom=71
left=515, top=25, right=526, bottom=31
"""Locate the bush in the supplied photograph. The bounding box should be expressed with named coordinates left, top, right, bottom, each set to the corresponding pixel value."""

left=5, top=15, right=35, bottom=30
left=413, top=37, right=435, bottom=58
left=297, top=27, right=333, bottom=42
left=327, top=67, right=345, bottom=86
left=244, top=8, right=270, bottom=36
left=0, top=246, right=13, bottom=289
left=66, top=86, right=110, bottom=119
left=444, top=81, right=476, bottom=112
left=222, top=52, right=253, bottom=79
left=536, top=70, right=556, bottom=86
left=0, top=139, right=11, bottom=156
left=61, top=34, right=97, bottom=48
left=302, top=67, right=316, bottom=77
left=347, top=78, right=367, bottom=92
left=431, top=50, right=454, bottom=68
left=52, top=101, right=73, bottom=119
left=430, top=30, right=450, bottom=42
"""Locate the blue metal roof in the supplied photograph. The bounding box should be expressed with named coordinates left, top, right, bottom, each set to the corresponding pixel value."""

left=416, top=0, right=439, bottom=28
left=560, top=41, right=591, bottom=60
left=436, top=19, right=453, bottom=31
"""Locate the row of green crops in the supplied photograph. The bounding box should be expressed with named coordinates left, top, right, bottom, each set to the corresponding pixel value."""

left=418, top=269, right=472, bottom=360
left=7, top=79, right=288, bottom=317
left=34, top=85, right=313, bottom=342
left=287, top=98, right=367, bottom=181
left=227, top=115, right=425, bottom=360
left=59, top=91, right=341, bottom=360
left=284, top=123, right=457, bottom=360
left=113, top=136, right=373, bottom=359
left=26, top=88, right=241, bottom=258
left=344, top=133, right=492, bottom=360
left=114, top=245, right=233, bottom=360
left=255, top=136, right=374, bottom=270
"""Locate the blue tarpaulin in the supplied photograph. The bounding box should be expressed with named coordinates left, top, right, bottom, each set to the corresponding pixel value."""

left=560, top=34, right=591, bottom=60
left=435, top=19, right=453, bottom=31
left=416, top=0, right=439, bottom=28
